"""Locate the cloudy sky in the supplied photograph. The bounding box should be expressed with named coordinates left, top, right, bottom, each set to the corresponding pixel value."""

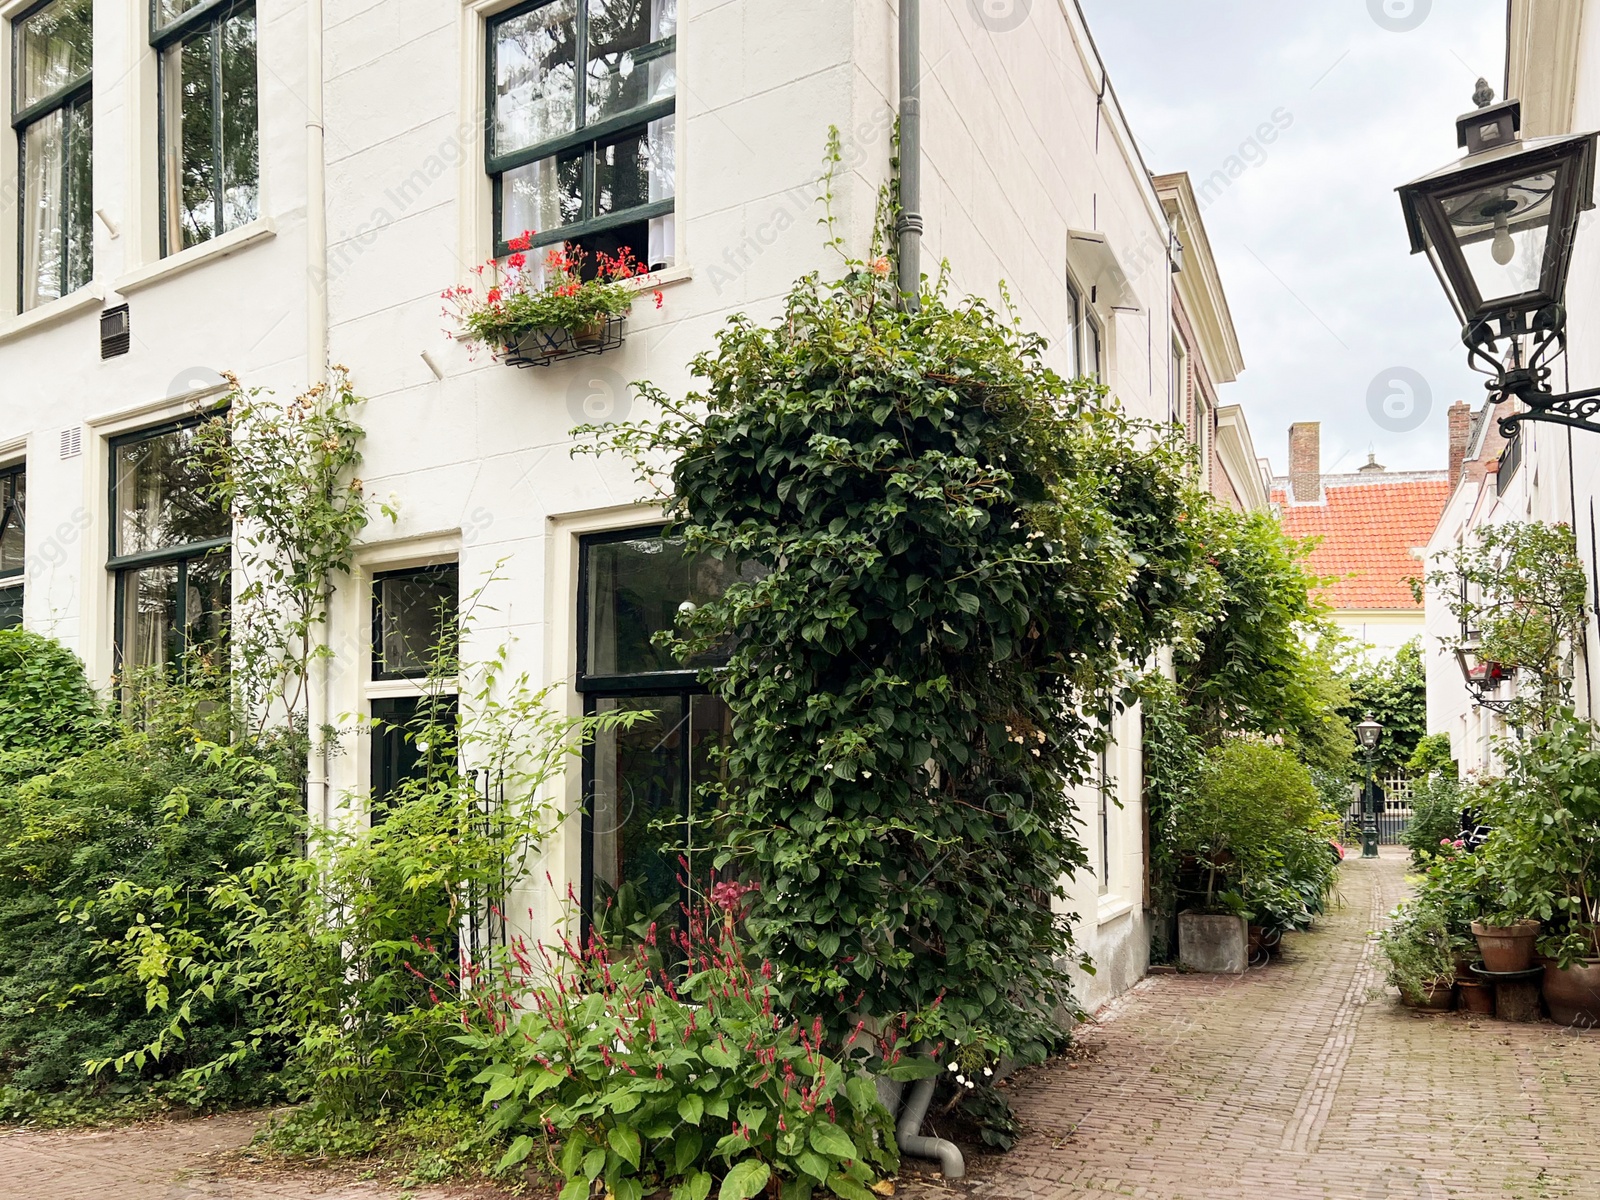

left=1076, top=0, right=1506, bottom=476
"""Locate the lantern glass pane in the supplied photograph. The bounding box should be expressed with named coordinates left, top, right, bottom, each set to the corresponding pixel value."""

left=1440, top=169, right=1559, bottom=305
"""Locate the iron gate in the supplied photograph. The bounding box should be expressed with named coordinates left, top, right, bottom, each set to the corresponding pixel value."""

left=1346, top=772, right=1414, bottom=846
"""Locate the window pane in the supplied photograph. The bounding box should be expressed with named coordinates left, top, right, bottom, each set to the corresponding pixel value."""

left=20, top=109, right=65, bottom=312
left=502, top=147, right=584, bottom=243
left=165, top=32, right=217, bottom=249
left=375, top=566, right=460, bottom=678
left=155, top=0, right=212, bottom=30
left=121, top=564, right=181, bottom=673
left=0, top=587, right=20, bottom=631
left=0, top=470, right=23, bottom=575
left=219, top=10, right=259, bottom=234
left=591, top=694, right=685, bottom=918
left=586, top=0, right=676, bottom=124
left=16, top=0, right=92, bottom=112
left=493, top=0, right=578, bottom=156
left=583, top=535, right=748, bottom=677
left=113, top=425, right=229, bottom=557
left=370, top=694, right=459, bottom=817
left=185, top=551, right=231, bottom=668
left=684, top=693, right=730, bottom=900
left=1064, top=281, right=1081, bottom=379
left=594, top=116, right=674, bottom=218
left=64, top=97, right=92, bottom=294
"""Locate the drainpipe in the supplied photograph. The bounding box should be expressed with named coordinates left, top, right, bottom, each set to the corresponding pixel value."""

left=306, top=0, right=331, bottom=824
left=897, top=0, right=922, bottom=311
left=896, top=1076, right=965, bottom=1179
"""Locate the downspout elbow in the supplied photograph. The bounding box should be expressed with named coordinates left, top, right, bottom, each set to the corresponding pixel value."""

left=895, top=1076, right=966, bottom=1179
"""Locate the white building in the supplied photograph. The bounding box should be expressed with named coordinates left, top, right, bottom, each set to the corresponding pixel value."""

left=0, top=0, right=1255, bottom=1010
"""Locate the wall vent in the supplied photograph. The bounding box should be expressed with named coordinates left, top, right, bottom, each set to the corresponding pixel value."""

left=100, top=304, right=130, bottom=359
left=60, top=427, right=82, bottom=459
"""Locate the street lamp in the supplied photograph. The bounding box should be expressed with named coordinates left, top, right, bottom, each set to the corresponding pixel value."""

left=1396, top=80, right=1600, bottom=437
left=1355, top=715, right=1384, bottom=860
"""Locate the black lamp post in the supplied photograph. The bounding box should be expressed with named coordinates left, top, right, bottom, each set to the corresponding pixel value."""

left=1355, top=715, right=1383, bottom=859
left=1397, top=81, right=1600, bottom=437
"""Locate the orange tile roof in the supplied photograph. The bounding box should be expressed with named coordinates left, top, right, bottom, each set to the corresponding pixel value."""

left=1271, top=478, right=1452, bottom=611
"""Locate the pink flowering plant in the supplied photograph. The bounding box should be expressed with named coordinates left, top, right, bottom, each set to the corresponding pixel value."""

left=458, top=882, right=899, bottom=1200
left=443, top=234, right=663, bottom=355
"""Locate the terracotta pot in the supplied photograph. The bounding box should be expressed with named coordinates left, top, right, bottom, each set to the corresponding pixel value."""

left=573, top=317, right=607, bottom=344
left=1471, top=920, right=1540, bottom=973
left=1542, top=958, right=1600, bottom=1027
left=1456, top=978, right=1495, bottom=1016
left=1403, top=982, right=1455, bottom=1011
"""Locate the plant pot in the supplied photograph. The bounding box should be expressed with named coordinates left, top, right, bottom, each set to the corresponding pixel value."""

left=573, top=317, right=607, bottom=344
left=1471, top=920, right=1540, bottom=973
left=1456, top=978, right=1495, bottom=1016
left=1542, top=958, right=1600, bottom=1027
left=1178, top=912, right=1247, bottom=975
left=1402, top=982, right=1455, bottom=1011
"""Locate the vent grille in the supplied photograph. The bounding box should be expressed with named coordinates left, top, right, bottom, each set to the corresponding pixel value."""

left=60, top=427, right=82, bottom=459
left=100, top=304, right=130, bottom=359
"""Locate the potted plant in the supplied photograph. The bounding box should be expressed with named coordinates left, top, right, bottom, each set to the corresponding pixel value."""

left=442, top=234, right=663, bottom=365
left=1379, top=901, right=1460, bottom=1010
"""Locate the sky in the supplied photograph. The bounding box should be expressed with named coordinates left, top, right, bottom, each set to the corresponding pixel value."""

left=1076, top=0, right=1507, bottom=476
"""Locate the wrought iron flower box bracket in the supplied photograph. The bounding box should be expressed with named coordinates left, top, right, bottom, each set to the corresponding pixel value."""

left=502, top=315, right=626, bottom=369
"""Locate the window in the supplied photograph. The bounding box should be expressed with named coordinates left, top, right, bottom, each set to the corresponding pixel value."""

left=1170, top=337, right=1186, bottom=425
left=488, top=0, right=676, bottom=265
left=369, top=564, right=460, bottom=817
left=1065, top=275, right=1082, bottom=379
left=0, top=463, right=22, bottom=630
left=578, top=529, right=753, bottom=927
left=1097, top=747, right=1111, bottom=895
left=152, top=0, right=259, bottom=255
left=12, top=0, right=92, bottom=312
left=109, top=420, right=230, bottom=675
left=1085, top=311, right=1103, bottom=382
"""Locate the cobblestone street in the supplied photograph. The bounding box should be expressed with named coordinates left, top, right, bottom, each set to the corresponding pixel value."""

left=907, top=849, right=1600, bottom=1200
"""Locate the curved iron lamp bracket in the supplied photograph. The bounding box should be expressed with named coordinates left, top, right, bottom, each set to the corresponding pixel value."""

left=1467, top=306, right=1600, bottom=436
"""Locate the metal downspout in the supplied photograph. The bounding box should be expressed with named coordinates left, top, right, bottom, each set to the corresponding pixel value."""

left=306, top=0, right=332, bottom=824
left=897, top=0, right=923, bottom=311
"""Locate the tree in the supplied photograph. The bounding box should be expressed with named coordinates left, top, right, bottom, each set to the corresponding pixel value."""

left=1340, top=639, right=1427, bottom=776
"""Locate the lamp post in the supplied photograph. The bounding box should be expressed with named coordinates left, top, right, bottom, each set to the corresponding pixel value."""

left=1396, top=80, right=1600, bottom=437
left=1355, top=715, right=1384, bottom=860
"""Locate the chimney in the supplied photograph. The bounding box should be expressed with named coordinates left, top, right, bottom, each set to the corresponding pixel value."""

left=1448, top=400, right=1472, bottom=487
left=1289, top=422, right=1322, bottom=503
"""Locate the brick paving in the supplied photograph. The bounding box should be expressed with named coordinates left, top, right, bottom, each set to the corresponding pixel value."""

left=905, top=848, right=1600, bottom=1200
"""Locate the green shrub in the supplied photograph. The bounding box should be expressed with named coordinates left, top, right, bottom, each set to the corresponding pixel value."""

left=0, top=629, right=104, bottom=761
left=462, top=894, right=899, bottom=1200
left=1401, top=771, right=1466, bottom=867
left=1378, top=900, right=1464, bottom=1002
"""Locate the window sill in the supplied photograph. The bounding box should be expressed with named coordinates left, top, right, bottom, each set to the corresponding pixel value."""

left=0, top=285, right=106, bottom=346
left=114, top=219, right=277, bottom=296
left=1097, top=896, right=1137, bottom=927
left=629, top=264, right=693, bottom=293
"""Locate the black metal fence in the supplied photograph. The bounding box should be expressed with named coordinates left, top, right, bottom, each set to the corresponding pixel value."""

left=1346, top=772, right=1414, bottom=846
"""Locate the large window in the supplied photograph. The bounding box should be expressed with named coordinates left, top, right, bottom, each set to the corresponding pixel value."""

left=0, top=463, right=22, bottom=630
left=578, top=529, right=755, bottom=927
left=109, top=420, right=230, bottom=675
left=488, top=0, right=676, bottom=265
left=12, top=0, right=92, bottom=312
left=152, top=0, right=259, bottom=255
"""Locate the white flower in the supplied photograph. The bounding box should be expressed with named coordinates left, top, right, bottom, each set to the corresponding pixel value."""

left=947, top=1062, right=958, bottom=1072
left=965, top=1080, right=976, bottom=1089
left=956, top=1074, right=966, bottom=1084
left=983, top=1067, right=993, bottom=1077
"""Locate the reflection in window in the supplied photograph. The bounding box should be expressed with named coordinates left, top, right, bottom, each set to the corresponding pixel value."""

left=110, top=420, right=230, bottom=675
left=489, top=0, right=676, bottom=265
left=370, top=694, right=459, bottom=819
left=0, top=464, right=22, bottom=630
left=578, top=529, right=745, bottom=929
left=373, top=565, right=460, bottom=680
left=14, top=0, right=93, bottom=312
left=154, top=1, right=259, bottom=254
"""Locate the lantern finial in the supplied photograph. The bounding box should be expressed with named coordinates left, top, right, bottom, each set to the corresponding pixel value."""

left=1473, top=78, right=1496, bottom=109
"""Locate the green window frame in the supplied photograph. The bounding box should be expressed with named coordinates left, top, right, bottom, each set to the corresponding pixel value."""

left=0, top=462, right=23, bottom=630
left=11, top=0, right=92, bottom=313
left=487, top=0, right=677, bottom=263
left=151, top=0, right=259, bottom=256
left=109, top=417, right=231, bottom=676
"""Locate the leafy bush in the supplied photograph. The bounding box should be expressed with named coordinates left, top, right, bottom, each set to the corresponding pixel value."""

left=1170, top=740, right=1337, bottom=917
left=463, top=893, right=899, bottom=1200
left=1401, top=771, right=1466, bottom=868
left=1340, top=640, right=1427, bottom=776
left=0, top=628, right=104, bottom=762
left=1379, top=900, right=1464, bottom=1002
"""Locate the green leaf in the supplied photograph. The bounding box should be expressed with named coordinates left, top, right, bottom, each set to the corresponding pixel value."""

left=794, top=1150, right=832, bottom=1182
left=609, top=1125, right=642, bottom=1169
left=826, top=1173, right=876, bottom=1200
left=561, top=1132, right=590, bottom=1177
left=584, top=1147, right=607, bottom=1181
left=679, top=1093, right=705, bottom=1125
left=673, top=1171, right=713, bottom=1200
left=497, top=1135, right=536, bottom=1174
left=484, top=1072, right=518, bottom=1103
left=674, top=1127, right=705, bottom=1175
left=807, top=1123, right=858, bottom=1162
left=559, top=1179, right=590, bottom=1200
left=719, top=1159, right=772, bottom=1200
left=609, top=1087, right=643, bottom=1114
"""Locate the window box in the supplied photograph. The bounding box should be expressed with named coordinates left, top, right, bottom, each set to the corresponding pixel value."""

left=504, top=313, right=625, bottom=368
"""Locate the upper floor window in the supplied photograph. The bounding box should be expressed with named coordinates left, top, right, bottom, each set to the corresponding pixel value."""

left=109, top=419, right=231, bottom=675
left=1065, top=276, right=1082, bottom=380
left=12, top=0, right=92, bottom=312
left=488, top=0, right=676, bottom=266
left=0, top=463, right=23, bottom=630
left=152, top=0, right=259, bottom=255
